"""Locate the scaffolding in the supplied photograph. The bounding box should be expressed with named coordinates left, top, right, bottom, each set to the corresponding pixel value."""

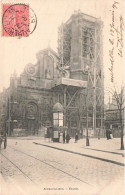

left=81, top=18, right=104, bottom=134
left=57, top=12, right=104, bottom=136
left=58, top=22, right=71, bottom=67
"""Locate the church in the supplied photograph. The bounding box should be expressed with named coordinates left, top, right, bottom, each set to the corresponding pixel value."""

left=0, top=11, right=104, bottom=138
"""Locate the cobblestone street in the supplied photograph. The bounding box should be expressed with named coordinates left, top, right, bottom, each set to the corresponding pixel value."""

left=0, top=138, right=124, bottom=195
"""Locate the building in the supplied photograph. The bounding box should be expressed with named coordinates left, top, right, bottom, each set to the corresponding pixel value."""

left=0, top=11, right=104, bottom=137
left=105, top=95, right=124, bottom=137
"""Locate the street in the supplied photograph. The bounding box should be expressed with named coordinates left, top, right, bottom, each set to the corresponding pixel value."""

left=0, top=138, right=124, bottom=195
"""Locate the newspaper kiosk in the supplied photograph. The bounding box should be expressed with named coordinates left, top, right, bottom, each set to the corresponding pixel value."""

left=53, top=103, right=63, bottom=142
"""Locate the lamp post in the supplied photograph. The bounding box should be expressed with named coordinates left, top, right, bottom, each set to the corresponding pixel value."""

left=7, top=98, right=11, bottom=136
left=85, top=65, right=90, bottom=146
left=86, top=75, right=90, bottom=146
left=9, top=100, right=17, bottom=135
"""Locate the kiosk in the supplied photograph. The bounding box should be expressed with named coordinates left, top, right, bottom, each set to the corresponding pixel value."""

left=53, top=103, right=63, bottom=142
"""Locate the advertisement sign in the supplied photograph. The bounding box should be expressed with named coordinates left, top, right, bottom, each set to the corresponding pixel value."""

left=59, top=113, right=63, bottom=120
left=53, top=120, right=59, bottom=126
left=53, top=131, right=59, bottom=138
left=83, top=129, right=94, bottom=137
left=53, top=113, right=58, bottom=120
left=59, top=119, right=63, bottom=126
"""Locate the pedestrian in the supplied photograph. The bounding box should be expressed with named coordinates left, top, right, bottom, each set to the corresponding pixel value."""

left=98, top=128, right=100, bottom=140
left=49, top=127, right=53, bottom=142
left=47, top=127, right=51, bottom=142
left=63, top=131, right=65, bottom=143
left=109, top=129, right=113, bottom=139
left=106, top=129, right=109, bottom=140
left=59, top=132, right=63, bottom=143
left=110, top=133, right=113, bottom=139
left=59, top=131, right=60, bottom=142
left=44, top=126, right=47, bottom=142
left=75, top=132, right=78, bottom=143
left=66, top=133, right=71, bottom=143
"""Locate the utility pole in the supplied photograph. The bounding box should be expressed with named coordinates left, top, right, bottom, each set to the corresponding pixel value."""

left=93, top=27, right=97, bottom=136
left=63, top=86, right=67, bottom=127
left=8, top=98, right=11, bottom=136
left=86, top=70, right=90, bottom=146
left=86, top=85, right=89, bottom=146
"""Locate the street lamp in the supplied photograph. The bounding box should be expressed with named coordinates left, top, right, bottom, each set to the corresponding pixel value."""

left=86, top=78, right=90, bottom=146
left=85, top=65, right=90, bottom=146
left=8, top=99, right=17, bottom=136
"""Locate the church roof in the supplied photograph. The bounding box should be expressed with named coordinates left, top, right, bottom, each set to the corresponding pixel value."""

left=36, top=47, right=59, bottom=59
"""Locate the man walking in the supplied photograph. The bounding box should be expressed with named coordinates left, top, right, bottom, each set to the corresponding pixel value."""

left=75, top=132, right=78, bottom=143
left=63, top=131, right=65, bottom=143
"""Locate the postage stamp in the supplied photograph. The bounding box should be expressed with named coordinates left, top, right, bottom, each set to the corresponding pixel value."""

left=2, top=4, right=37, bottom=37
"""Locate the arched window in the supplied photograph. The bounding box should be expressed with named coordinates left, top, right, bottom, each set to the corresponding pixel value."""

left=44, top=55, right=54, bottom=79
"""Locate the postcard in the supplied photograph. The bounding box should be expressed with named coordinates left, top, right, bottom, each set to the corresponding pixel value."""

left=0, top=0, right=124, bottom=194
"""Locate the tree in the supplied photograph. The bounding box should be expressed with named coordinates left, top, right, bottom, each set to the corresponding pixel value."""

left=113, top=86, right=124, bottom=150
left=107, top=85, right=124, bottom=150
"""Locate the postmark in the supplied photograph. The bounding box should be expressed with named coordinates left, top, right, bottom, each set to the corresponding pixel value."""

left=2, top=4, right=37, bottom=37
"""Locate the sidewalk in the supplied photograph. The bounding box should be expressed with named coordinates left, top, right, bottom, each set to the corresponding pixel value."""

left=33, top=138, right=125, bottom=166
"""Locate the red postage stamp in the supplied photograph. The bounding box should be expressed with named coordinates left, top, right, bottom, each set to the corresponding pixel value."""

left=2, top=4, right=29, bottom=37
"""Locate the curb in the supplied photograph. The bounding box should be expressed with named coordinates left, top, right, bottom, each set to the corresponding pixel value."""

left=8, top=137, right=44, bottom=140
left=33, top=142, right=125, bottom=167
left=84, top=148, right=122, bottom=155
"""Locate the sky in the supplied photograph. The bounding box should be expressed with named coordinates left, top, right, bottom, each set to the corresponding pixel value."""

left=0, top=0, right=124, bottom=102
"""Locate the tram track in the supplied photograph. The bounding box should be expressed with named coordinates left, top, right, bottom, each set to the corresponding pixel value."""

left=0, top=152, right=36, bottom=184
left=1, top=146, right=92, bottom=186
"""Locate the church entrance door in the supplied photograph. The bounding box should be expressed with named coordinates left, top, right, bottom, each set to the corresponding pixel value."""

left=27, top=119, right=36, bottom=135
left=26, top=102, right=38, bottom=135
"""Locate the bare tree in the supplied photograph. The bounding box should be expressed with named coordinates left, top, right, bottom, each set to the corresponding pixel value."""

left=107, top=85, right=124, bottom=150
left=114, top=86, right=124, bottom=150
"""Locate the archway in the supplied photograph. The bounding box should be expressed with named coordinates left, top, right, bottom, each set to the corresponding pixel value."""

left=26, top=102, right=38, bottom=135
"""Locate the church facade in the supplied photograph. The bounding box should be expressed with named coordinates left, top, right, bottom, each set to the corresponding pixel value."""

left=0, top=11, right=104, bottom=137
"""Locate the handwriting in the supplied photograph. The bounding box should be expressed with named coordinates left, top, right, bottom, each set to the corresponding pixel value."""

left=109, top=47, right=114, bottom=83
left=117, top=15, right=124, bottom=57
left=109, top=1, right=124, bottom=83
